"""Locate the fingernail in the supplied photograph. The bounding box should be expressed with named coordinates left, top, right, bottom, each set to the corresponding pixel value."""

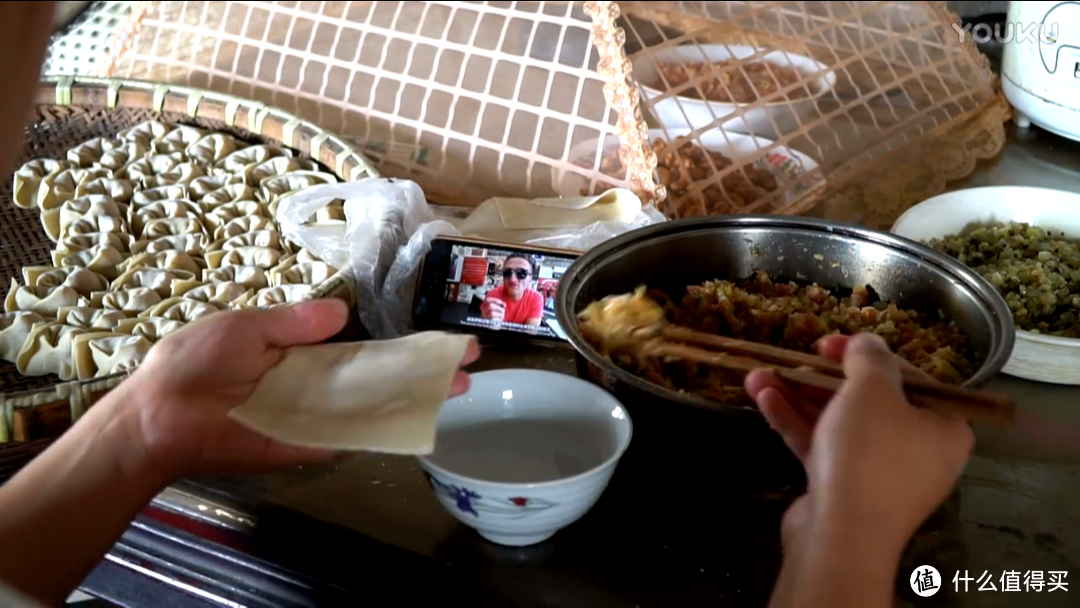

left=847, top=332, right=889, bottom=356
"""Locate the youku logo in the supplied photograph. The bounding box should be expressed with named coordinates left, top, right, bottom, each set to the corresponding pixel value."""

left=951, top=21, right=1061, bottom=45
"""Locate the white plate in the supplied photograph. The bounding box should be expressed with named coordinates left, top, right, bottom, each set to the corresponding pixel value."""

left=892, top=186, right=1080, bottom=384
left=631, top=44, right=836, bottom=138
left=556, top=128, right=821, bottom=208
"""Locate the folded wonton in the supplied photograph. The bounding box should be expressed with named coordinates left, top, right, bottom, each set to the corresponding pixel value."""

left=57, top=306, right=129, bottom=331
left=113, top=316, right=186, bottom=343
left=4, top=279, right=81, bottom=317
left=71, top=332, right=154, bottom=380
left=16, top=322, right=88, bottom=379
left=0, top=311, right=45, bottom=364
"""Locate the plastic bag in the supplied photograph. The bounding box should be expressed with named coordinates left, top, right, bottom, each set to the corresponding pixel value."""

left=276, top=178, right=666, bottom=340
left=276, top=178, right=440, bottom=339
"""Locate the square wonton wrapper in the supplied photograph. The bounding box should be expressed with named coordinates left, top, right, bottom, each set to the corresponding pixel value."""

left=228, top=331, right=472, bottom=455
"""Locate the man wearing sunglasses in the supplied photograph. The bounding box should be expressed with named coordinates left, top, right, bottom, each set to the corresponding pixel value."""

left=479, top=253, right=545, bottom=328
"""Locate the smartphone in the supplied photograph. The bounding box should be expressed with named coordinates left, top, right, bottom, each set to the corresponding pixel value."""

left=412, top=236, right=581, bottom=346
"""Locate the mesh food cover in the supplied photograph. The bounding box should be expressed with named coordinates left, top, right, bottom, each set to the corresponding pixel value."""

left=96, top=0, right=1006, bottom=225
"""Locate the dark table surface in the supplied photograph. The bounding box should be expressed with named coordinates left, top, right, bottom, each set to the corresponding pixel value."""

left=81, top=126, right=1080, bottom=607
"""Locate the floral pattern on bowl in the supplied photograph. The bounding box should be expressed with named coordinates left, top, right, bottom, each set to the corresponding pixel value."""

left=425, top=472, right=558, bottom=519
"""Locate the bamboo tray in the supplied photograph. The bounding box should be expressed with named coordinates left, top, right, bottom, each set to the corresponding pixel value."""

left=0, top=76, right=379, bottom=479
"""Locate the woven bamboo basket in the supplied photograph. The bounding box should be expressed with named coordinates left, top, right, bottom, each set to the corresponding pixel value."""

left=0, top=76, right=379, bottom=479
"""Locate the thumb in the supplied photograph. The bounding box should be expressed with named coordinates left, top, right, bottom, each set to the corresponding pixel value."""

left=839, top=332, right=904, bottom=402
left=254, top=298, right=350, bottom=347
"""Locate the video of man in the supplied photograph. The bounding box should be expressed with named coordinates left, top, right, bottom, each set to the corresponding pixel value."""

left=440, top=244, right=572, bottom=339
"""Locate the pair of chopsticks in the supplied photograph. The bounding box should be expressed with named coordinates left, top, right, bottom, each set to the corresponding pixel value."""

left=640, top=325, right=1015, bottom=426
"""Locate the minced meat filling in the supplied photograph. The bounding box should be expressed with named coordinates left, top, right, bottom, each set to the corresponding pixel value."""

left=583, top=271, right=981, bottom=407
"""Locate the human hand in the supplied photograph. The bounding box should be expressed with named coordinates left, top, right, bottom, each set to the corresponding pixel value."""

left=744, top=333, right=973, bottom=557
left=480, top=297, right=506, bottom=322
left=113, top=299, right=480, bottom=480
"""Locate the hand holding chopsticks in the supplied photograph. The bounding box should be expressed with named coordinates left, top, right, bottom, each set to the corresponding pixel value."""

left=579, top=287, right=1015, bottom=427
left=638, top=325, right=1015, bottom=427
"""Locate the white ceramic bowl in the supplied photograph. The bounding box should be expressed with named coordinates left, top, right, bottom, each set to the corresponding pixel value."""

left=632, top=45, right=836, bottom=137
left=556, top=128, right=821, bottom=204
left=418, top=369, right=632, bottom=547
left=892, top=186, right=1080, bottom=384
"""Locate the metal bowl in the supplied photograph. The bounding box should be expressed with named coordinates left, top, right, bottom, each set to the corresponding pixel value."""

left=555, top=215, right=1017, bottom=419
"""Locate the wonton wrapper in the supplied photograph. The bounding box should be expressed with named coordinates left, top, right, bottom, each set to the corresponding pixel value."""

left=290, top=249, right=323, bottom=265
left=72, top=332, right=154, bottom=380
left=258, top=171, right=338, bottom=205
left=4, top=279, right=81, bottom=317
left=130, top=234, right=210, bottom=257
left=95, top=142, right=147, bottom=172
left=119, top=250, right=204, bottom=276
left=61, top=214, right=128, bottom=241
left=203, top=265, right=268, bottom=290
left=249, top=284, right=314, bottom=308
left=228, top=331, right=473, bottom=454
left=37, top=168, right=112, bottom=219
left=120, top=153, right=184, bottom=182
left=57, top=306, right=129, bottom=331
left=52, top=245, right=126, bottom=280
left=76, top=177, right=135, bottom=202
left=188, top=174, right=244, bottom=201
left=60, top=231, right=134, bottom=254
left=13, top=159, right=71, bottom=209
left=214, top=215, right=275, bottom=241
left=23, top=266, right=109, bottom=298
left=141, top=216, right=205, bottom=240
left=308, top=203, right=346, bottom=225
left=130, top=185, right=188, bottom=209
left=201, top=184, right=255, bottom=207
left=203, top=201, right=270, bottom=232
left=206, top=245, right=281, bottom=270
left=66, top=137, right=125, bottom=167
left=130, top=199, right=203, bottom=236
left=456, top=188, right=642, bottom=245
left=48, top=194, right=127, bottom=242
left=0, top=311, right=45, bottom=363
left=172, top=280, right=251, bottom=307
left=111, top=268, right=196, bottom=298
left=153, top=126, right=205, bottom=154
left=246, top=157, right=319, bottom=186
left=114, top=317, right=185, bottom=342
left=215, top=144, right=290, bottom=175
left=186, top=133, right=244, bottom=165
left=208, top=230, right=280, bottom=252
left=140, top=297, right=220, bottom=322
left=269, top=261, right=336, bottom=287
left=89, top=288, right=163, bottom=316
left=118, top=120, right=172, bottom=146
left=16, top=322, right=88, bottom=379
left=142, top=163, right=207, bottom=189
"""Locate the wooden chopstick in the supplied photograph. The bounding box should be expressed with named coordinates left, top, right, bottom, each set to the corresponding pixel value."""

left=645, top=331, right=1015, bottom=427
left=661, top=326, right=1013, bottom=410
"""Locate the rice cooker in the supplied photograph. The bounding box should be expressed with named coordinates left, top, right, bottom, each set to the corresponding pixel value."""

left=1001, top=1, right=1080, bottom=142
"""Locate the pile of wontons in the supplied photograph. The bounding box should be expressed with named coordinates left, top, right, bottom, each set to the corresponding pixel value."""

left=1, top=121, right=342, bottom=382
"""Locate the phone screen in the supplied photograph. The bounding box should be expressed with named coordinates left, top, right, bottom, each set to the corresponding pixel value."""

left=412, top=238, right=579, bottom=342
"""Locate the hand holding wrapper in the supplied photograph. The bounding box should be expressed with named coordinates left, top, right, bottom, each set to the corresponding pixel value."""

left=228, top=331, right=477, bottom=455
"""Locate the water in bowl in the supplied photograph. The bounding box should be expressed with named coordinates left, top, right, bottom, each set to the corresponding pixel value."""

left=427, top=418, right=611, bottom=484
